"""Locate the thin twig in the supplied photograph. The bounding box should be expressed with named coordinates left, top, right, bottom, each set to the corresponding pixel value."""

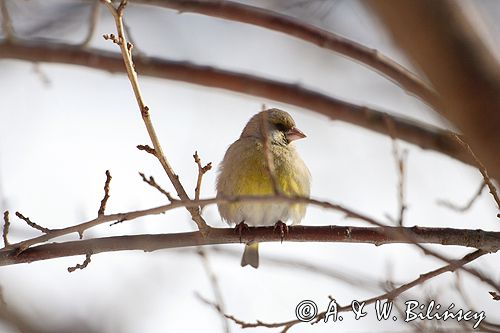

left=31, top=63, right=51, bottom=86
left=0, top=41, right=472, bottom=166
left=2, top=211, right=9, bottom=247
left=197, top=249, right=231, bottom=333
left=15, top=212, right=50, bottom=234
left=136, top=144, right=155, bottom=155
left=337, top=249, right=487, bottom=310
left=139, top=172, right=174, bottom=201
left=453, top=272, right=500, bottom=331
left=101, top=0, right=210, bottom=234
left=385, top=116, right=408, bottom=226
left=197, top=294, right=295, bottom=331
left=437, top=181, right=486, bottom=213
left=490, top=291, right=500, bottom=301
left=98, top=170, right=112, bottom=216
left=260, top=111, right=280, bottom=194
left=67, top=252, right=92, bottom=272
left=81, top=0, right=100, bottom=47
left=453, top=134, right=500, bottom=214
left=193, top=151, right=212, bottom=201
left=206, top=249, right=487, bottom=332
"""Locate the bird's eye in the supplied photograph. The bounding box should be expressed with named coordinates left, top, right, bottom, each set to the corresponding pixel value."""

left=275, top=123, right=288, bottom=132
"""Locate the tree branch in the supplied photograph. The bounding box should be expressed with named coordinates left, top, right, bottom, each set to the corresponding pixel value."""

left=367, top=0, right=500, bottom=181
left=0, top=225, right=498, bottom=267
left=101, top=0, right=210, bottom=233
left=132, top=0, right=439, bottom=109
left=0, top=41, right=472, bottom=166
left=218, top=249, right=488, bottom=332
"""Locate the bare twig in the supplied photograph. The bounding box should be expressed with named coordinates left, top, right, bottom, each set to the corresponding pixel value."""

left=197, top=249, right=231, bottom=333
left=437, top=181, right=487, bottom=213
left=453, top=273, right=500, bottom=331
left=452, top=134, right=500, bottom=214
left=206, top=249, right=487, bottom=332
left=338, top=249, right=487, bottom=310
left=139, top=172, right=174, bottom=201
left=15, top=212, right=50, bottom=234
left=98, top=170, right=112, bottom=216
left=101, top=0, right=210, bottom=234
left=193, top=151, right=212, bottom=201
left=259, top=112, right=280, bottom=195
left=0, top=41, right=473, bottom=166
left=81, top=0, right=100, bottom=47
left=2, top=211, right=9, bottom=247
left=385, top=116, right=408, bottom=226
left=31, top=63, right=51, bottom=86
left=67, top=252, right=92, bottom=272
left=197, top=294, right=294, bottom=332
left=136, top=144, right=155, bottom=155
left=132, top=0, right=439, bottom=109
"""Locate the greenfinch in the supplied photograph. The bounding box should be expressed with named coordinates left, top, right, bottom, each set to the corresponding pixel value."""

left=216, top=108, right=311, bottom=268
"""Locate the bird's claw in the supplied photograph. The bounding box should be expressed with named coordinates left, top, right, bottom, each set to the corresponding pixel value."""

left=274, top=221, right=288, bottom=243
left=234, top=221, right=249, bottom=243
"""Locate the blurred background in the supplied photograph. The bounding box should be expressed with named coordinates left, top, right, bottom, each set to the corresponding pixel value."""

left=1, top=0, right=499, bottom=332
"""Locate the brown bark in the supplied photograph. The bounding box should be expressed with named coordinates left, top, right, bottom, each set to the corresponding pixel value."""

left=1, top=225, right=498, bottom=266
left=0, top=41, right=472, bottom=165
left=368, top=0, right=500, bottom=180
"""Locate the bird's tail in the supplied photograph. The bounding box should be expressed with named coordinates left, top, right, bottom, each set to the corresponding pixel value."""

left=241, top=242, right=259, bottom=268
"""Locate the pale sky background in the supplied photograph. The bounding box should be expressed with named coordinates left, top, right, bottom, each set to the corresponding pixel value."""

left=0, top=1, right=499, bottom=332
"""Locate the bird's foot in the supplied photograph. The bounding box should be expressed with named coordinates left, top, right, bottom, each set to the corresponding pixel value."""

left=274, top=220, right=288, bottom=243
left=234, top=221, right=249, bottom=243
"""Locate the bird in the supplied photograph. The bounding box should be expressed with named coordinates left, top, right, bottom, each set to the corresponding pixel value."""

left=216, top=108, right=311, bottom=268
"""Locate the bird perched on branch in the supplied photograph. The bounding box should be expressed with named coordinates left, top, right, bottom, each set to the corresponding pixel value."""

left=216, top=108, right=311, bottom=268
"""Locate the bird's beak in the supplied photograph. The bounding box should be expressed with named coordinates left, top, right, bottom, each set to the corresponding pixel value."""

left=286, top=127, right=307, bottom=142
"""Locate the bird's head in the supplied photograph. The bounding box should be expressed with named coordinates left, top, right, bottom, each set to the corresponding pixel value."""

left=240, top=108, right=306, bottom=146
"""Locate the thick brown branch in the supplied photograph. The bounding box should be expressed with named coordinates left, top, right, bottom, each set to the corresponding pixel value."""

left=0, top=41, right=472, bottom=166
left=367, top=1, right=500, bottom=181
left=133, top=0, right=438, bottom=109
left=0, top=226, right=498, bottom=267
